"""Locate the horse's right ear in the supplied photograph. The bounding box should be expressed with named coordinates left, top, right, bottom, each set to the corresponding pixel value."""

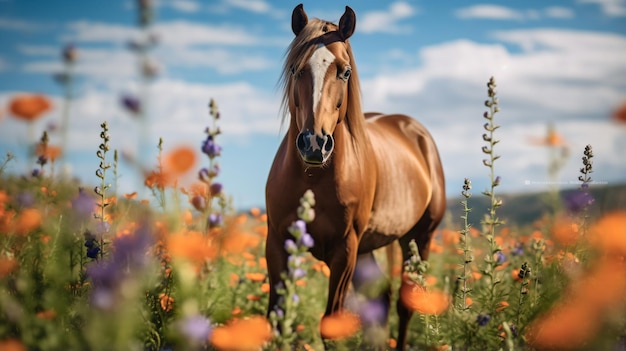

left=291, top=4, right=308, bottom=36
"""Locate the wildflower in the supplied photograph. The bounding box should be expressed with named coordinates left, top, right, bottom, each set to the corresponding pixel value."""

left=284, top=239, right=297, bottom=253
left=291, top=267, right=306, bottom=280
left=159, top=293, right=174, bottom=312
left=9, top=94, right=52, bottom=121
left=199, top=165, right=220, bottom=181
left=163, top=146, right=197, bottom=176
left=589, top=211, right=626, bottom=255
left=319, top=311, right=361, bottom=340
left=210, top=316, right=272, bottom=350
left=250, top=207, right=261, bottom=217
left=191, top=195, right=206, bottom=211
left=551, top=215, right=579, bottom=247
left=86, top=246, right=101, bottom=259
left=613, top=99, right=626, bottom=124
left=180, top=315, right=212, bottom=344
left=121, top=94, right=141, bottom=115
left=201, top=135, right=222, bottom=159
left=15, top=208, right=42, bottom=235
left=167, top=230, right=217, bottom=267
left=495, top=251, right=506, bottom=265
left=476, top=314, right=491, bottom=326
left=72, top=189, right=96, bottom=219
left=0, top=339, right=26, bottom=351
left=60, top=43, right=77, bottom=63
left=400, top=283, right=449, bottom=315
left=511, top=244, right=524, bottom=256
left=16, top=192, right=35, bottom=208
left=0, top=257, right=18, bottom=278
left=496, top=301, right=510, bottom=312
left=207, top=213, right=222, bottom=228
left=564, top=190, right=594, bottom=214
left=209, top=182, right=223, bottom=196
left=358, top=298, right=388, bottom=326
left=245, top=272, right=266, bottom=282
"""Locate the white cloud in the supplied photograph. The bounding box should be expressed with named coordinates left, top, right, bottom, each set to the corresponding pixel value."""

left=359, top=1, right=416, bottom=34
left=223, top=0, right=270, bottom=14
left=0, top=17, right=41, bottom=32
left=455, top=5, right=525, bottom=20
left=357, top=28, right=626, bottom=194
left=157, top=47, right=273, bottom=73
left=455, top=5, right=576, bottom=21
left=165, top=0, right=201, bottom=13
left=578, top=0, right=626, bottom=17
left=544, top=6, right=575, bottom=19
left=18, top=45, right=61, bottom=56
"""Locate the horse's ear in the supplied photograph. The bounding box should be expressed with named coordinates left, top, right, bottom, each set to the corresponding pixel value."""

left=338, top=6, right=356, bottom=40
left=291, top=4, right=308, bottom=36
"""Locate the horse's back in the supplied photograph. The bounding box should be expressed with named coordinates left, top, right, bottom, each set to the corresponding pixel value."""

left=362, top=113, right=445, bottom=244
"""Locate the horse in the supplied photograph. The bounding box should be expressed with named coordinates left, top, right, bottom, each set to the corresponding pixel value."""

left=265, top=4, right=446, bottom=350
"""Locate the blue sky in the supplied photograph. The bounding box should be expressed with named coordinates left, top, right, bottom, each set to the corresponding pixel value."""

left=1, top=0, right=625, bottom=209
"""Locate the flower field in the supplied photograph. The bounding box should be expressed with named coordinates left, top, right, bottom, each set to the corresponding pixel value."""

left=1, top=2, right=626, bottom=350
left=1, top=73, right=626, bottom=351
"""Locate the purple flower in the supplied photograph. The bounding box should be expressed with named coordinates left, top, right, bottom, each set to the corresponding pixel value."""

left=180, top=315, right=212, bottom=343
left=111, top=225, right=153, bottom=269
left=17, top=192, right=35, bottom=208
left=564, top=190, right=595, bottom=214
left=288, top=255, right=302, bottom=268
left=62, top=43, right=77, bottom=63
left=511, top=244, right=524, bottom=256
left=291, top=267, right=306, bottom=280
left=198, top=165, right=220, bottom=181
left=292, top=294, right=300, bottom=304
left=284, top=239, right=297, bottom=253
left=476, top=314, right=491, bottom=326
left=87, top=246, right=101, bottom=259
left=72, top=189, right=96, bottom=219
left=299, top=233, right=314, bottom=249
left=495, top=251, right=506, bottom=265
left=359, top=299, right=387, bottom=326
left=209, top=182, right=223, bottom=196
left=94, top=221, right=111, bottom=238
left=121, top=95, right=141, bottom=115
left=201, top=136, right=222, bottom=159
left=191, top=196, right=206, bottom=211
left=31, top=168, right=41, bottom=177
left=208, top=213, right=222, bottom=228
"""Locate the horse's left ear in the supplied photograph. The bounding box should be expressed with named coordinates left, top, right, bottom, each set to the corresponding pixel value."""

left=338, top=6, right=356, bottom=40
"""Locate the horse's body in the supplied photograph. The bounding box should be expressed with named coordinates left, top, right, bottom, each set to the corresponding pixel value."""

left=265, top=5, right=445, bottom=350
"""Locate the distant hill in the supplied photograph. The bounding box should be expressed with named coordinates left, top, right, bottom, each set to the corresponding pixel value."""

left=445, top=184, right=626, bottom=227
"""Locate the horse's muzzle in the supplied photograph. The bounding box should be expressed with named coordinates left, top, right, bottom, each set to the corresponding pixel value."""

left=296, top=130, right=334, bottom=165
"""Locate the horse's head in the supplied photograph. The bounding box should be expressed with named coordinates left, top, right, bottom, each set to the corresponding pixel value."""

left=285, top=4, right=356, bottom=166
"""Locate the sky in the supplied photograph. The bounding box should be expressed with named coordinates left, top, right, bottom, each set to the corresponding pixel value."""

left=0, top=0, right=625, bottom=209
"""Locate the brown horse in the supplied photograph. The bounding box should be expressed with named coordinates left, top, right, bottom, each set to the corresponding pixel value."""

left=265, top=4, right=446, bottom=349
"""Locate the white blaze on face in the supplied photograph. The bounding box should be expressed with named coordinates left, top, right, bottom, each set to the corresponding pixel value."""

left=308, top=44, right=335, bottom=116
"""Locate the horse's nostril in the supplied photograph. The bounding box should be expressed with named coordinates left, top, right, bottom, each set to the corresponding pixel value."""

left=296, top=132, right=308, bottom=151
left=324, top=135, right=334, bottom=152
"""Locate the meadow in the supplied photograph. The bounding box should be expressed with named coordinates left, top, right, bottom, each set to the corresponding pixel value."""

left=1, top=3, right=626, bottom=351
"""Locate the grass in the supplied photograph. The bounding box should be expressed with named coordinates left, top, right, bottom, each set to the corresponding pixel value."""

left=1, top=3, right=625, bottom=348
left=1, top=74, right=625, bottom=351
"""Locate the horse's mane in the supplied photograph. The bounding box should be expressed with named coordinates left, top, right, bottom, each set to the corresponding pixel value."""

left=279, top=18, right=367, bottom=149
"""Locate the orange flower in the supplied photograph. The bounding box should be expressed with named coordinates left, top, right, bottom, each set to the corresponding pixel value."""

left=9, top=94, right=52, bottom=121
left=167, top=230, right=217, bottom=267
left=229, top=273, right=240, bottom=287
left=159, top=293, right=174, bottom=312
left=250, top=207, right=261, bottom=217
left=35, top=144, right=62, bottom=162
left=589, top=211, right=626, bottom=255
left=0, top=339, right=27, bottom=351
left=246, top=294, right=260, bottom=301
left=613, top=99, right=626, bottom=124
left=36, top=309, right=56, bottom=320
left=163, top=146, right=197, bottom=176
left=245, top=272, right=266, bottom=283
left=123, top=192, right=137, bottom=199
left=496, top=301, right=509, bottom=312
left=15, top=208, right=42, bottom=235
left=144, top=170, right=172, bottom=190
left=400, top=283, right=449, bottom=315
left=439, top=229, right=459, bottom=245
left=551, top=215, right=579, bottom=247
left=319, top=311, right=361, bottom=340
left=260, top=283, right=270, bottom=293
left=0, top=257, right=18, bottom=278
left=210, top=316, right=272, bottom=350
left=529, top=123, right=565, bottom=147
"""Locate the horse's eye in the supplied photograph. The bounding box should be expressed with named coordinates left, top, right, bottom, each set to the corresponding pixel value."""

left=340, top=68, right=351, bottom=81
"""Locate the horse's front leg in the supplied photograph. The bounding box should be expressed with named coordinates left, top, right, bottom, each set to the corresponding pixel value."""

left=265, top=228, right=289, bottom=319
left=321, top=232, right=359, bottom=340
